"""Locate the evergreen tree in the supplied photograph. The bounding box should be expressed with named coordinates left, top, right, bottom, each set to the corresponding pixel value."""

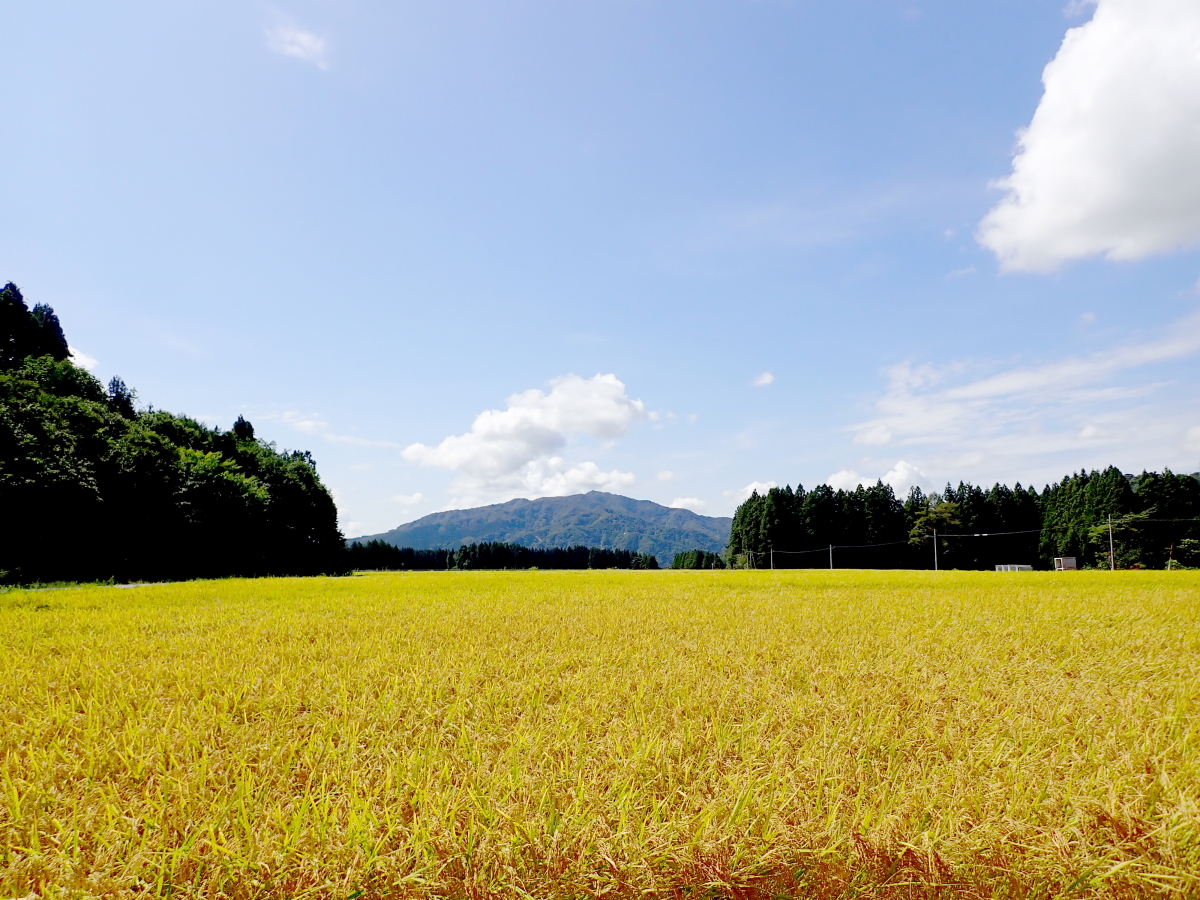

left=29, top=304, right=70, bottom=361
left=107, top=377, right=138, bottom=419
left=0, top=286, right=345, bottom=583
left=232, top=414, right=255, bottom=441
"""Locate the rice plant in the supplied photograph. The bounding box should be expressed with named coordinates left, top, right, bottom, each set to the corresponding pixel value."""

left=2, top=570, right=1198, bottom=898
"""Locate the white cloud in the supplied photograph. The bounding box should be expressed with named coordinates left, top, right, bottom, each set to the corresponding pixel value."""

left=826, top=470, right=862, bottom=492
left=945, top=266, right=977, bottom=280
left=404, top=374, right=645, bottom=503
left=656, top=470, right=675, bottom=481
left=68, top=345, right=97, bottom=370
left=392, top=493, right=425, bottom=505
left=848, top=308, right=1200, bottom=481
left=270, top=411, right=400, bottom=447
left=826, top=461, right=931, bottom=495
left=978, top=0, right=1200, bottom=271
left=670, top=497, right=708, bottom=513
left=881, top=461, right=931, bottom=495
left=725, top=480, right=778, bottom=503
left=279, top=411, right=327, bottom=435
left=266, top=20, right=329, bottom=70
left=752, top=372, right=775, bottom=387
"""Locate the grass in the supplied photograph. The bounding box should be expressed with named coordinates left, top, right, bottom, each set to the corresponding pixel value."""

left=1, top=570, right=1198, bottom=899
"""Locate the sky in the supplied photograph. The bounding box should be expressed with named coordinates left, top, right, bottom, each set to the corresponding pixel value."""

left=4, top=0, right=1200, bottom=536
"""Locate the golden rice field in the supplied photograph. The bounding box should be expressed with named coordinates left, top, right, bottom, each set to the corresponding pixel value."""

left=2, top=570, right=1199, bottom=899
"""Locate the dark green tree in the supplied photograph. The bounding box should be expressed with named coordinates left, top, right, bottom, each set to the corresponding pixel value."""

left=107, top=377, right=138, bottom=419
left=0, top=286, right=345, bottom=583
left=232, top=414, right=255, bottom=441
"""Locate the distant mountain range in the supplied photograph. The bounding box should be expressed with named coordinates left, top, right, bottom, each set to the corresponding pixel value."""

left=349, top=492, right=731, bottom=563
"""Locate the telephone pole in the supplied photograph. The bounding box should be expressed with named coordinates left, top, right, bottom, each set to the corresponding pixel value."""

left=933, top=529, right=938, bottom=571
left=828, top=544, right=833, bottom=570
left=1108, top=514, right=1115, bottom=571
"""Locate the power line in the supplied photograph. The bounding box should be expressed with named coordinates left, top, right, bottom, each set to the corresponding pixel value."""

left=939, top=529, right=1041, bottom=538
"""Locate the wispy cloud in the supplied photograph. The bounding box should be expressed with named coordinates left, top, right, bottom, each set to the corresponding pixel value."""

left=392, top=493, right=425, bottom=505
left=752, top=372, right=775, bottom=387
left=270, top=411, right=400, bottom=447
left=685, top=186, right=925, bottom=254
left=266, top=18, right=329, bottom=70
left=848, top=308, right=1200, bottom=479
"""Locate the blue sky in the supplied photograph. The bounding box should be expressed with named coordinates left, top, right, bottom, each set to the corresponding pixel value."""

left=5, top=0, right=1200, bottom=535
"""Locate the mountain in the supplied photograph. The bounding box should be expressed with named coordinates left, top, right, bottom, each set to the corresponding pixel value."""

left=350, top=492, right=731, bottom=563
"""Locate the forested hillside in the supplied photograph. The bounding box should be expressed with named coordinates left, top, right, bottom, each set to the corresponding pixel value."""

left=352, top=492, right=731, bottom=563
left=348, top=539, right=659, bottom=570
left=730, top=468, right=1200, bottom=570
left=0, top=282, right=345, bottom=583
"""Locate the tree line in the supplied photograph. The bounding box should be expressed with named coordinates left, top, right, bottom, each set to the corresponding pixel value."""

left=0, top=283, right=346, bottom=584
left=729, top=468, right=1200, bottom=570
left=670, top=550, right=726, bottom=569
left=347, top=539, right=659, bottom=570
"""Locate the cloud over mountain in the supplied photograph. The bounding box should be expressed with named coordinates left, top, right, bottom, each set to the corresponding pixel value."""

left=402, top=374, right=644, bottom=502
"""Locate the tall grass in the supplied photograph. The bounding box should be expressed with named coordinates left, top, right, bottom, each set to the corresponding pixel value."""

left=2, top=571, right=1198, bottom=898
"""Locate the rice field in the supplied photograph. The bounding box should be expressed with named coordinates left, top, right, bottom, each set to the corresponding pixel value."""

left=2, top=570, right=1199, bottom=899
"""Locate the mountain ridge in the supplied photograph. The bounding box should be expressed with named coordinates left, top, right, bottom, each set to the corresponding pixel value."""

left=350, top=492, right=731, bottom=563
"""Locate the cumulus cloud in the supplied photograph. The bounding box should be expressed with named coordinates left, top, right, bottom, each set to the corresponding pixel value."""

left=826, top=470, right=862, bottom=492
left=752, top=372, right=775, bottom=387
left=403, top=374, right=645, bottom=503
left=670, top=497, right=708, bottom=513
left=68, top=345, right=97, bottom=370
left=266, top=20, right=329, bottom=69
left=978, top=0, right=1200, bottom=271
left=848, top=308, right=1200, bottom=481
left=393, top=493, right=424, bottom=505
left=725, top=480, right=778, bottom=503
left=826, top=461, right=931, bottom=495
left=656, top=470, right=675, bottom=481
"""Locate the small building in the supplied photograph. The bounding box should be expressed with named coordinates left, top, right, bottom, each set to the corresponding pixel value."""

left=995, top=564, right=1033, bottom=572
left=1054, top=557, right=1077, bottom=571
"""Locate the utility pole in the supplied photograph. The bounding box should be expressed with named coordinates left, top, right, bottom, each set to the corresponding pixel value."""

left=828, top=544, right=833, bottom=570
left=933, top=529, right=938, bottom=571
left=1109, top=514, right=1115, bottom=571
left=770, top=548, right=774, bottom=570
left=1168, top=543, right=1175, bottom=572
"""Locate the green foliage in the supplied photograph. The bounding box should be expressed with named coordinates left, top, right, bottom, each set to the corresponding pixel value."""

left=346, top=540, right=659, bottom=570
left=0, top=286, right=345, bottom=583
left=1, top=283, right=70, bottom=368
left=232, top=414, right=255, bottom=441
left=106, top=376, right=137, bottom=419
left=358, top=492, right=727, bottom=562
left=671, top=549, right=725, bottom=569
left=730, top=465, right=1199, bottom=570
left=908, top=499, right=960, bottom=547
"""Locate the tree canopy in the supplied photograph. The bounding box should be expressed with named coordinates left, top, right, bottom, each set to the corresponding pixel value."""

left=729, top=469, right=1200, bottom=570
left=0, top=283, right=345, bottom=583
